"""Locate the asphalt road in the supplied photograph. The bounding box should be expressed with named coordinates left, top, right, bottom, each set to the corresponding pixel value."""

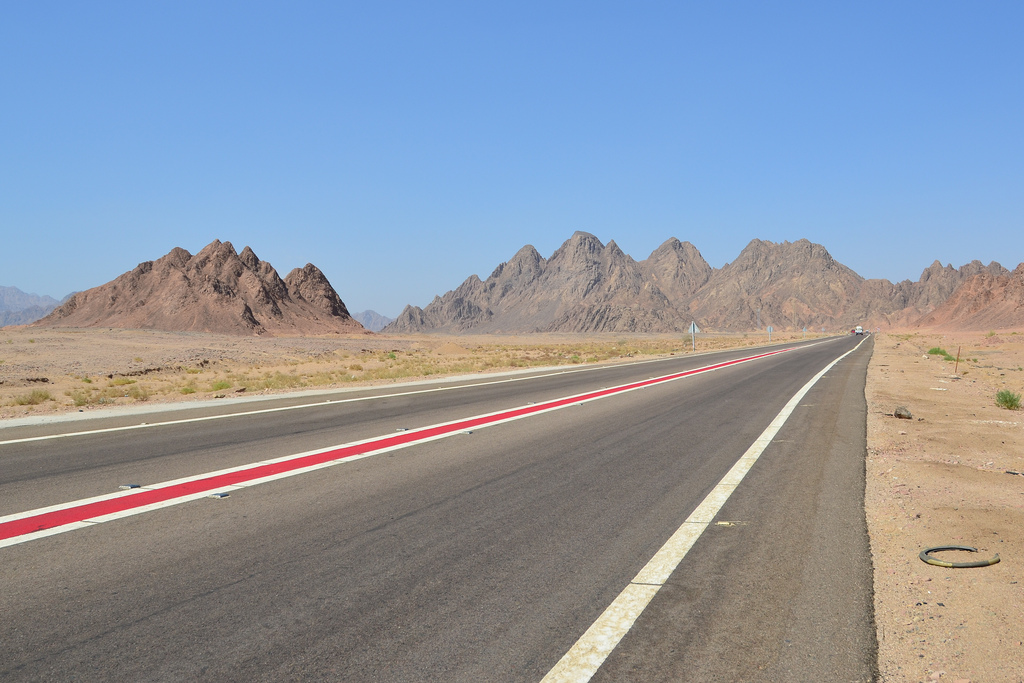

left=0, top=335, right=876, bottom=681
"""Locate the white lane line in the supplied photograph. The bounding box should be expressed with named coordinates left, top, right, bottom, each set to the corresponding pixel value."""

left=0, top=340, right=837, bottom=446
left=540, top=336, right=867, bottom=683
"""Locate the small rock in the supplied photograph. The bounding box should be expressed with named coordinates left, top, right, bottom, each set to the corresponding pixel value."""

left=894, top=406, right=913, bottom=419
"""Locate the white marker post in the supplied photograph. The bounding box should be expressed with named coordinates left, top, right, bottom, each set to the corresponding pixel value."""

left=688, top=321, right=700, bottom=352
left=767, top=325, right=773, bottom=343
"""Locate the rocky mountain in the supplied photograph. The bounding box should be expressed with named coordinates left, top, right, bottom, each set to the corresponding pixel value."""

left=36, top=240, right=366, bottom=336
left=352, top=310, right=394, bottom=332
left=389, top=232, right=693, bottom=333
left=639, top=238, right=713, bottom=304
left=687, top=238, right=870, bottom=330
left=0, top=286, right=61, bottom=326
left=901, top=260, right=1009, bottom=311
left=385, top=234, right=1017, bottom=334
left=914, top=263, right=1024, bottom=330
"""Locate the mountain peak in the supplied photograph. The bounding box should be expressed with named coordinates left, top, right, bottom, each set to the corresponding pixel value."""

left=285, top=263, right=352, bottom=319
left=239, top=245, right=261, bottom=271
left=36, top=242, right=365, bottom=336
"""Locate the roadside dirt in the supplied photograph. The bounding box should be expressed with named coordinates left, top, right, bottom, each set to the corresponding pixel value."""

left=866, top=332, right=1024, bottom=682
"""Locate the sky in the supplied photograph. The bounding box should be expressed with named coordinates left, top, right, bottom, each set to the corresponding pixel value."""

left=2, top=2, right=1022, bottom=317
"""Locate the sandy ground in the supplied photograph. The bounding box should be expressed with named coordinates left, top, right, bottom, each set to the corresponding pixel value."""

left=867, top=331, right=1024, bottom=682
left=3, top=326, right=1023, bottom=681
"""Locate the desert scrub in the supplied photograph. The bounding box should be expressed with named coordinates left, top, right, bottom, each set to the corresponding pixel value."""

left=109, top=377, right=137, bottom=386
left=65, top=389, right=92, bottom=407
left=15, top=389, right=52, bottom=405
left=927, top=347, right=957, bottom=362
left=180, top=385, right=196, bottom=395
left=209, top=380, right=232, bottom=392
left=996, top=389, right=1022, bottom=411
left=125, top=385, right=150, bottom=401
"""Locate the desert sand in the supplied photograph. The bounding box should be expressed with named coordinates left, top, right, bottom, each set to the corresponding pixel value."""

left=867, top=331, right=1024, bottom=682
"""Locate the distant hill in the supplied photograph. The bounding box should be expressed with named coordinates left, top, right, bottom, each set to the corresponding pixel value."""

left=35, top=240, right=367, bottom=336
left=0, top=286, right=61, bottom=327
left=351, top=310, right=393, bottom=332
left=385, top=233, right=1016, bottom=334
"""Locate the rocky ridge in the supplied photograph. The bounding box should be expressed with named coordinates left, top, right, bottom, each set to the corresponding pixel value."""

left=36, top=240, right=365, bottom=336
left=386, top=234, right=1018, bottom=333
left=914, top=263, right=1024, bottom=330
left=390, top=232, right=695, bottom=333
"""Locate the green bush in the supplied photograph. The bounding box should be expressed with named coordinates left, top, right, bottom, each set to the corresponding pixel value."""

left=996, top=390, right=1021, bottom=411
left=927, top=347, right=956, bottom=362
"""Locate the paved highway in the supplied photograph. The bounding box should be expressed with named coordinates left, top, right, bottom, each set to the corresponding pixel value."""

left=0, top=335, right=875, bottom=681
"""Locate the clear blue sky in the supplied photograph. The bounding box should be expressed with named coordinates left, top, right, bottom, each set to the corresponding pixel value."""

left=2, top=2, right=1022, bottom=317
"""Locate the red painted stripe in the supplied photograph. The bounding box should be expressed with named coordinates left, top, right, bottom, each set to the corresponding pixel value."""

left=0, top=348, right=792, bottom=544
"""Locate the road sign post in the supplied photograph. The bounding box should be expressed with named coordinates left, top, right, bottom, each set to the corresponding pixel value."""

left=688, top=321, right=700, bottom=352
left=767, top=325, right=773, bottom=343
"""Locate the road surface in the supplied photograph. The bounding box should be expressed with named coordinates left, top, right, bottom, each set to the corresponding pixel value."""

left=0, top=335, right=875, bottom=681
